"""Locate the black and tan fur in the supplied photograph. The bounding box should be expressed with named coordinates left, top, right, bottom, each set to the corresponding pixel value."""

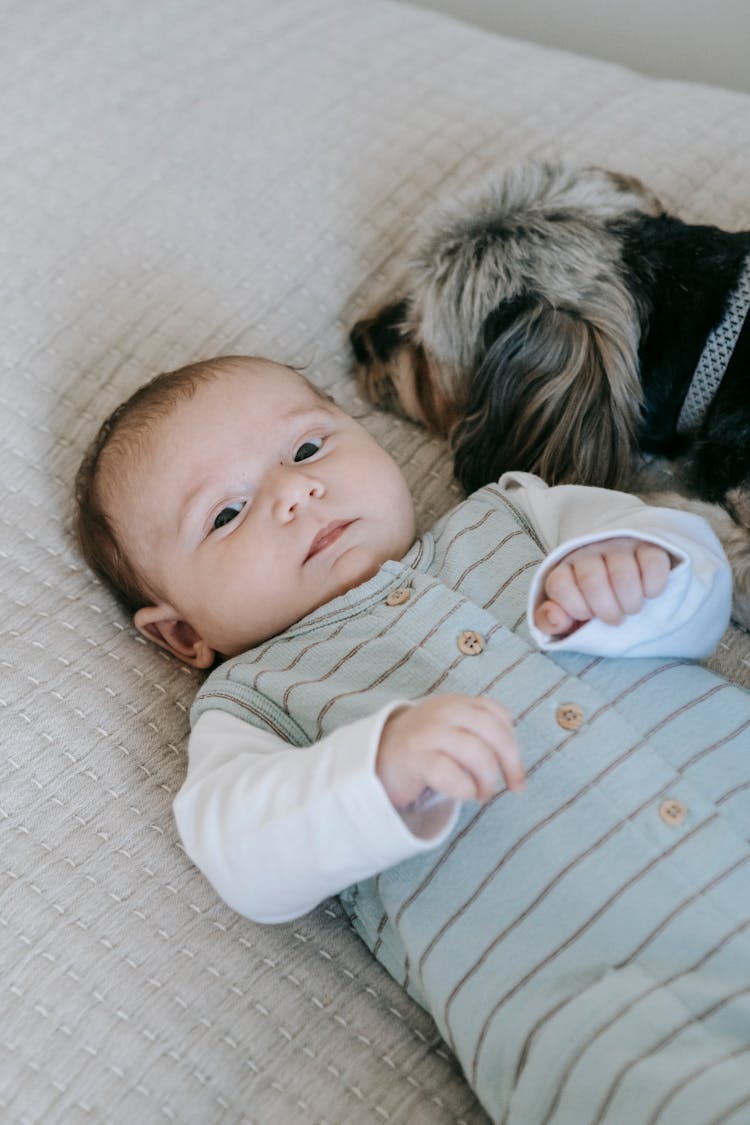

left=351, top=162, right=750, bottom=627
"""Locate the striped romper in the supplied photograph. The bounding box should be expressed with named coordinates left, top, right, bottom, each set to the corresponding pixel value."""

left=192, top=483, right=750, bottom=1125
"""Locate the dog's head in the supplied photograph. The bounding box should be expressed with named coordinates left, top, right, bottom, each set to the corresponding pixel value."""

left=351, top=161, right=652, bottom=494
left=351, top=292, right=643, bottom=495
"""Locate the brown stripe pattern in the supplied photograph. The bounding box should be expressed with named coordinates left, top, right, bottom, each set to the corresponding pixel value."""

left=192, top=482, right=750, bottom=1123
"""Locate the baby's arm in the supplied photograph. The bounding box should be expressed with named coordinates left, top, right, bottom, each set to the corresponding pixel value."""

left=175, top=699, right=523, bottom=924
left=499, top=472, right=732, bottom=658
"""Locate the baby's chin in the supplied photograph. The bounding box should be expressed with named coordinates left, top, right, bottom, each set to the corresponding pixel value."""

left=325, top=544, right=397, bottom=599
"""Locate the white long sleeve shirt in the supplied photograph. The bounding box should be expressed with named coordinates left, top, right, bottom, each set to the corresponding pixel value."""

left=174, top=474, right=731, bottom=922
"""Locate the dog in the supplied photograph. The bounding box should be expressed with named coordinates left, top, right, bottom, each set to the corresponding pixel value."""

left=350, top=162, right=750, bottom=627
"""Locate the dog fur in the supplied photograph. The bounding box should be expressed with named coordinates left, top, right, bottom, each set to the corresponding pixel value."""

left=350, top=162, right=750, bottom=627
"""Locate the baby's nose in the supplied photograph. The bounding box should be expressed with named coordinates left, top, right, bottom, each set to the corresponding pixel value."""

left=271, top=468, right=325, bottom=520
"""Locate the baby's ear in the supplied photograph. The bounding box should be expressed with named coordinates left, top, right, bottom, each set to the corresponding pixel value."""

left=134, top=605, right=216, bottom=669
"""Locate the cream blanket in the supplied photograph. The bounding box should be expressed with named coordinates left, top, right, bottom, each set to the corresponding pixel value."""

left=3, top=1, right=750, bottom=1121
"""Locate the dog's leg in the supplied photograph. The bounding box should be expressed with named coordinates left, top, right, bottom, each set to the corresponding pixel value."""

left=639, top=488, right=750, bottom=631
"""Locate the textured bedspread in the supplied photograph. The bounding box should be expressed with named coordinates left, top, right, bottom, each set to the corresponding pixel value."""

left=3, top=1, right=750, bottom=1121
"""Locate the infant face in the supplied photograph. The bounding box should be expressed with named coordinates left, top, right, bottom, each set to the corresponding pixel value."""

left=110, top=360, right=416, bottom=662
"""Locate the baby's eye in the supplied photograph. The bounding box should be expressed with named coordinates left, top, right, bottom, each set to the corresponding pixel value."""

left=212, top=501, right=246, bottom=530
left=294, top=437, right=323, bottom=462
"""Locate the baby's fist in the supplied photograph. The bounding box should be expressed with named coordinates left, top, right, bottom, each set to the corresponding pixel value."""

left=535, top=537, right=672, bottom=636
left=376, top=694, right=524, bottom=809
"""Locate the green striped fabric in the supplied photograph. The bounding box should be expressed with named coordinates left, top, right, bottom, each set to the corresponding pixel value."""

left=193, top=484, right=750, bottom=1124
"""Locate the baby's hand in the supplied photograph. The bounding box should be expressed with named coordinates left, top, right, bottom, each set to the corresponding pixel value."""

left=534, top=536, right=672, bottom=637
left=376, top=694, right=524, bottom=809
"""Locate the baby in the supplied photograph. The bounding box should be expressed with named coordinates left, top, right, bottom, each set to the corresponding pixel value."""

left=76, top=355, right=750, bottom=1125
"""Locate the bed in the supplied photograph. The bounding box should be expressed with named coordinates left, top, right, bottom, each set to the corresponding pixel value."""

left=3, top=2, right=750, bottom=1121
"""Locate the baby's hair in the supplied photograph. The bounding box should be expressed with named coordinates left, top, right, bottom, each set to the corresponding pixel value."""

left=74, top=355, right=318, bottom=613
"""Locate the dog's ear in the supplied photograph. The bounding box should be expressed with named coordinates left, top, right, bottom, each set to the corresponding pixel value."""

left=451, top=296, right=643, bottom=493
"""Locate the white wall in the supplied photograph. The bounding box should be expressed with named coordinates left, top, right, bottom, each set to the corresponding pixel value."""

left=406, top=0, right=750, bottom=94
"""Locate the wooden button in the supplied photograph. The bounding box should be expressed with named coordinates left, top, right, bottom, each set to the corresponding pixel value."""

left=385, top=587, right=410, bottom=606
left=457, top=630, right=485, bottom=655
left=556, top=703, right=584, bottom=731
left=659, top=798, right=687, bottom=827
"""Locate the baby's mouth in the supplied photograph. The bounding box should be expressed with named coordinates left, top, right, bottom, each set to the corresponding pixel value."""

left=305, top=520, right=354, bottom=562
